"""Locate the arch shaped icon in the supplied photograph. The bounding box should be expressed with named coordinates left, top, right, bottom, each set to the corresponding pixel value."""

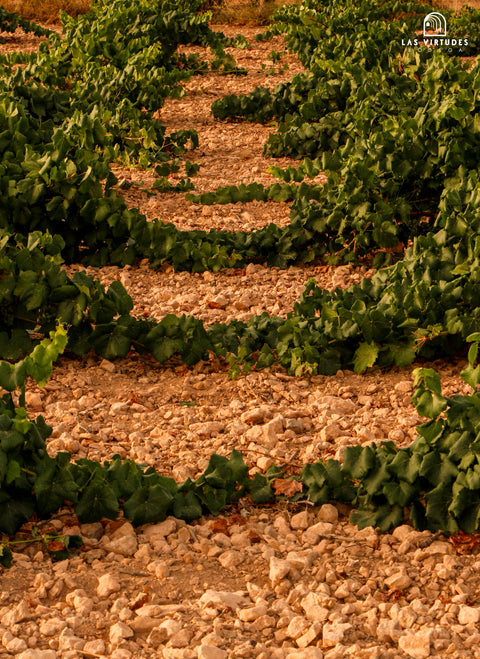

left=423, top=12, right=447, bottom=37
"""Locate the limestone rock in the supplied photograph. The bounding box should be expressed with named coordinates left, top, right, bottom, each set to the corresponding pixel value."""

left=286, top=616, right=310, bottom=639
left=109, top=622, right=134, bottom=645
left=398, top=629, right=432, bottom=658
left=197, top=646, right=228, bottom=659
left=97, top=573, right=121, bottom=598
left=458, top=605, right=480, bottom=625
left=322, top=622, right=352, bottom=647
left=385, top=570, right=412, bottom=591
left=269, top=557, right=291, bottom=586
left=290, top=511, right=309, bottom=530
left=39, top=617, right=68, bottom=636
left=198, top=590, right=248, bottom=610
left=18, top=651, right=58, bottom=659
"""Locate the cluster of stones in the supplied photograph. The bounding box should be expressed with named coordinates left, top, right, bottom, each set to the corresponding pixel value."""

left=1, top=503, right=479, bottom=659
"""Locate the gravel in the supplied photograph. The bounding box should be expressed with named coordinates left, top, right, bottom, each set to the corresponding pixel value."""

left=1, top=18, right=479, bottom=659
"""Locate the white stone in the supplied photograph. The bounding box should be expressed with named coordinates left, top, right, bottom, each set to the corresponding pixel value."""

left=111, top=401, right=128, bottom=414
left=18, top=651, right=58, bottom=659
left=392, top=525, right=413, bottom=542
left=5, top=637, right=28, bottom=653
left=269, top=557, right=291, bottom=585
left=238, top=605, right=268, bottom=622
left=398, top=630, right=432, bottom=658
left=319, top=396, right=357, bottom=415
left=290, top=511, right=309, bottom=530
left=416, top=541, right=452, bottom=558
left=377, top=619, right=402, bottom=642
left=2, top=600, right=32, bottom=625
left=101, top=359, right=116, bottom=372
left=300, top=592, right=329, bottom=623
left=111, top=521, right=136, bottom=539
left=144, top=518, right=177, bottom=539
left=190, top=421, right=224, bottom=438
left=25, top=392, right=43, bottom=408
left=385, top=571, right=412, bottom=591
left=170, top=629, right=192, bottom=648
left=197, top=646, right=228, bottom=659
left=397, top=606, right=417, bottom=629
left=146, top=627, right=170, bottom=646
left=395, top=381, right=413, bottom=394
left=322, top=622, right=352, bottom=647
left=286, top=616, right=310, bottom=639
left=320, top=422, right=342, bottom=442
left=286, top=650, right=323, bottom=659
left=111, top=650, right=133, bottom=659
left=109, top=622, right=134, bottom=645
left=73, top=595, right=93, bottom=616
left=39, top=618, right=68, bottom=636
left=159, top=618, right=182, bottom=637
left=97, top=573, right=121, bottom=598
left=241, top=407, right=272, bottom=425
left=135, top=603, right=184, bottom=617
left=198, top=590, right=248, bottom=610
left=147, top=559, right=170, bottom=578
left=296, top=622, right=322, bottom=648
left=83, top=640, right=106, bottom=655
left=58, top=629, right=85, bottom=652
left=162, top=649, right=195, bottom=658
left=458, top=605, right=480, bottom=625
left=317, top=504, right=338, bottom=523
left=218, top=550, right=242, bottom=569
left=130, top=616, right=165, bottom=633
left=102, top=534, right=138, bottom=556
left=262, top=415, right=284, bottom=446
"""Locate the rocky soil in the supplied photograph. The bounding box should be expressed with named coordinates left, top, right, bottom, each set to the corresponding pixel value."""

left=1, top=17, right=480, bottom=659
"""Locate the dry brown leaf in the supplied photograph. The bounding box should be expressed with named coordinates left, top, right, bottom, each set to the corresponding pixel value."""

left=209, top=519, right=229, bottom=536
left=272, top=478, right=303, bottom=497
left=47, top=540, right=66, bottom=552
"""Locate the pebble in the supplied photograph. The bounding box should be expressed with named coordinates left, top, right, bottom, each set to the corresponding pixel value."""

left=39, top=618, right=68, bottom=636
left=398, top=629, right=432, bottom=658
left=317, top=504, right=338, bottom=523
left=18, top=652, right=58, bottom=659
left=197, top=646, right=228, bottom=659
left=384, top=570, right=412, bottom=590
left=322, top=622, right=352, bottom=647
left=287, top=650, right=324, bottom=659
left=269, top=557, right=291, bottom=586
left=290, top=511, right=309, bottom=530
left=198, top=590, right=248, bottom=610
left=97, top=573, right=121, bottom=598
left=286, top=616, right=310, bottom=639
left=109, top=622, right=134, bottom=645
left=458, top=604, right=480, bottom=625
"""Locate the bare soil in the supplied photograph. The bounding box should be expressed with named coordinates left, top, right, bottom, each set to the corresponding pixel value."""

left=1, top=18, right=480, bottom=659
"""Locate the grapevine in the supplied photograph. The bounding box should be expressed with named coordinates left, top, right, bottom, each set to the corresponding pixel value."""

left=4, top=0, right=480, bottom=561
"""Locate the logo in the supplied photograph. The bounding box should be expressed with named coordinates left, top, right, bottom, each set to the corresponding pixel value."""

left=423, top=12, right=447, bottom=37
left=400, top=11, right=468, bottom=52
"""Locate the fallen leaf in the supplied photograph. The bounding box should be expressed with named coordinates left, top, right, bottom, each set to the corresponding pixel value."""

left=47, top=540, right=66, bottom=552
left=247, top=530, right=262, bottom=543
left=450, top=532, right=480, bottom=554
left=129, top=590, right=150, bottom=611
left=209, top=519, right=229, bottom=535
left=226, top=514, right=247, bottom=526
left=130, top=392, right=143, bottom=405
left=272, top=478, right=303, bottom=497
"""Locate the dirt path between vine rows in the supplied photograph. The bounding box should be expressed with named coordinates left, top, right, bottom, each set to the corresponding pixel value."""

left=1, top=22, right=480, bottom=659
